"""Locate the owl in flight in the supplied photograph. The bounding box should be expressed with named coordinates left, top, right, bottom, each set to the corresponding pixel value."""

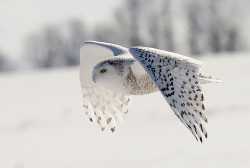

left=79, top=41, right=220, bottom=142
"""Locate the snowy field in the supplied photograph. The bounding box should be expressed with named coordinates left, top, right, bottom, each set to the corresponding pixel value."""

left=0, top=54, right=250, bottom=168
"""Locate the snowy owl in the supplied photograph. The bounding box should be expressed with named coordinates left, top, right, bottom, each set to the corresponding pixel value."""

left=79, top=41, right=220, bottom=142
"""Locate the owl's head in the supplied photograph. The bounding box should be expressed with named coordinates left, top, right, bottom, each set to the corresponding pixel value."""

left=92, top=57, right=134, bottom=93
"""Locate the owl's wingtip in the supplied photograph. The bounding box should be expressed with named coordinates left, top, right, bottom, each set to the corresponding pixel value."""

left=129, top=47, right=138, bottom=53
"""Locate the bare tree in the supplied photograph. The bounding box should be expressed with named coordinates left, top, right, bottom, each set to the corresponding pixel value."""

left=147, top=12, right=161, bottom=48
left=207, top=0, right=224, bottom=53
left=113, top=0, right=176, bottom=50
left=94, top=22, right=126, bottom=46
left=0, top=52, right=9, bottom=71
left=25, top=26, right=64, bottom=68
left=186, top=0, right=207, bottom=55
left=207, top=0, right=240, bottom=52
left=140, top=0, right=175, bottom=51
left=225, top=27, right=239, bottom=52
left=0, top=51, right=15, bottom=72
left=63, top=20, right=87, bottom=65
left=127, top=0, right=143, bottom=46
left=25, top=20, right=88, bottom=69
left=114, top=0, right=145, bottom=47
left=161, top=0, right=175, bottom=51
left=186, top=0, right=241, bottom=54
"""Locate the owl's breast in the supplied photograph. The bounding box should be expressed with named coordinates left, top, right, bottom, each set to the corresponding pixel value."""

left=124, top=73, right=159, bottom=95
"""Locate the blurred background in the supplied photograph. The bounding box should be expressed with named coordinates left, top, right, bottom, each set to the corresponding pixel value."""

left=1, top=0, right=250, bottom=71
left=0, top=0, right=250, bottom=168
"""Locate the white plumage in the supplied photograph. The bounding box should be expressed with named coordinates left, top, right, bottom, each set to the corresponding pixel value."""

left=79, top=41, right=220, bottom=142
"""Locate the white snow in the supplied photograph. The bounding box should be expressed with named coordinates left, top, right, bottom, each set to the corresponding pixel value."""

left=0, top=54, right=250, bottom=168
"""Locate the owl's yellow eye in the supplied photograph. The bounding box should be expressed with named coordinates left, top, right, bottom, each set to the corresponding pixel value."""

left=100, top=69, right=107, bottom=73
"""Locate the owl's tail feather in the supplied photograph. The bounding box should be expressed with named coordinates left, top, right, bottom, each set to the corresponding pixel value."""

left=198, top=72, right=221, bottom=84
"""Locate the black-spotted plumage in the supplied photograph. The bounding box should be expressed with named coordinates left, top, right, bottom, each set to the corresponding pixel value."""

left=80, top=41, right=220, bottom=143
left=129, top=47, right=211, bottom=142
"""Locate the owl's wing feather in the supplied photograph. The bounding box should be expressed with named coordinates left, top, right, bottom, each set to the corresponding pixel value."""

left=129, top=47, right=207, bottom=142
left=80, top=41, right=130, bottom=132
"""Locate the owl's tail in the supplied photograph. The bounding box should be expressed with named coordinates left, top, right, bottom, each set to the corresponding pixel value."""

left=198, top=72, right=221, bottom=84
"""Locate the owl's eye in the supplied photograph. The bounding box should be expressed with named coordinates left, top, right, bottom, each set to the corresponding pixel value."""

left=100, top=69, right=107, bottom=73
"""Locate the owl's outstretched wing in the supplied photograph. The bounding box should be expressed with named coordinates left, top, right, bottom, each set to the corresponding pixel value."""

left=80, top=41, right=130, bottom=132
left=129, top=47, right=208, bottom=142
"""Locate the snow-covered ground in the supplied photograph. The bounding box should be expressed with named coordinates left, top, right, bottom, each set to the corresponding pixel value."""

left=0, top=54, right=250, bottom=168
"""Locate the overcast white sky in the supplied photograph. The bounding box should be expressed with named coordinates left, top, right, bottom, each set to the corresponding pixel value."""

left=0, top=0, right=121, bottom=60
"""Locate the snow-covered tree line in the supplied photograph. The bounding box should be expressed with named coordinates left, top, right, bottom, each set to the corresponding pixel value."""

left=24, top=20, right=87, bottom=69
left=22, top=0, right=249, bottom=69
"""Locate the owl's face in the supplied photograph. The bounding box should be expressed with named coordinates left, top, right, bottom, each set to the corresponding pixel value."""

left=92, top=60, right=130, bottom=93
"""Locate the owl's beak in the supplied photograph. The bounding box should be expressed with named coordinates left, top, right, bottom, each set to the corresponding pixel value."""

left=92, top=73, right=97, bottom=83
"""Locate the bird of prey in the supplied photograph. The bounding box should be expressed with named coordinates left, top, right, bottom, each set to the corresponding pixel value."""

left=79, top=41, right=220, bottom=142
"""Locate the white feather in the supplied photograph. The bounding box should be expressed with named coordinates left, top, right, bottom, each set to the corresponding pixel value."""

left=80, top=41, right=219, bottom=142
left=129, top=46, right=209, bottom=142
left=80, top=41, right=131, bottom=132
